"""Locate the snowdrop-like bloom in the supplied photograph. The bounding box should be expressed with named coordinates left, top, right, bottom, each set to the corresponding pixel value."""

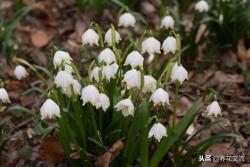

left=96, top=93, right=110, bottom=111
left=148, top=123, right=167, bottom=142
left=124, top=51, right=144, bottom=68
left=162, top=36, right=177, bottom=54
left=0, top=88, right=10, bottom=103
left=150, top=88, right=170, bottom=106
left=82, top=28, right=99, bottom=46
left=60, top=64, right=73, bottom=74
left=170, top=63, right=188, bottom=84
left=54, top=71, right=74, bottom=90
left=104, top=28, right=121, bottom=46
left=102, top=63, right=119, bottom=81
left=53, top=51, right=72, bottom=68
left=98, top=48, right=117, bottom=65
left=141, top=37, right=161, bottom=55
left=161, top=16, right=175, bottom=29
left=186, top=124, right=195, bottom=135
left=206, top=101, right=222, bottom=117
left=90, top=66, right=102, bottom=82
left=123, top=69, right=141, bottom=89
left=14, top=65, right=28, bottom=80
left=195, top=0, right=209, bottom=12
left=40, top=99, right=60, bottom=119
left=115, top=99, right=134, bottom=117
left=142, top=75, right=157, bottom=93
left=63, top=79, right=81, bottom=97
left=118, top=12, right=136, bottom=27
left=81, top=85, right=100, bottom=108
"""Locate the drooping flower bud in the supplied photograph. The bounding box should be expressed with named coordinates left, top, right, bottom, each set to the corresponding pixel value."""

left=0, top=88, right=10, bottom=103
left=53, top=51, right=72, bottom=68
left=14, top=65, right=28, bottom=80
left=195, top=0, right=209, bottom=12
left=162, top=36, right=177, bottom=54
left=40, top=99, right=60, bottom=119
left=82, top=28, right=99, bottom=46
left=118, top=12, right=136, bottom=27
left=206, top=101, right=222, bottom=117
left=124, top=51, right=144, bottom=68
left=142, top=75, right=156, bottom=93
left=150, top=88, right=170, bottom=106
left=54, top=71, right=74, bottom=90
left=123, top=69, right=141, bottom=89
left=161, top=16, right=175, bottom=29
left=115, top=98, right=135, bottom=117
left=81, top=85, right=100, bottom=108
left=63, top=79, right=81, bottom=97
left=170, top=63, right=188, bottom=84
left=102, top=63, right=118, bottom=81
left=96, top=93, right=110, bottom=111
left=98, top=48, right=117, bottom=65
left=141, top=37, right=161, bottom=55
left=104, top=28, right=121, bottom=46
left=148, top=123, right=167, bottom=142
left=90, top=66, right=102, bottom=82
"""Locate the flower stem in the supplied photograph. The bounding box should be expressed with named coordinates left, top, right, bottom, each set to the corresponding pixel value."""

left=173, top=82, right=179, bottom=126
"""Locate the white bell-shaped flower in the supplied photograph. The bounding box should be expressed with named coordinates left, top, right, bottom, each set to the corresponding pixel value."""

left=82, top=28, right=99, bottom=46
left=63, top=79, right=81, bottom=97
left=115, top=98, right=134, bottom=117
left=195, top=0, right=209, bottom=12
left=150, top=88, right=170, bottom=106
left=0, top=88, right=10, bottom=103
left=186, top=124, right=195, bottom=136
left=59, top=64, right=73, bottom=74
left=40, top=99, right=60, bottom=119
left=142, top=75, right=157, bottom=93
left=141, top=37, right=161, bottom=55
left=54, top=71, right=74, bottom=90
left=14, top=65, right=28, bottom=80
left=123, top=69, right=141, bottom=89
left=118, top=12, right=136, bottom=27
left=206, top=101, right=222, bottom=117
left=104, top=28, right=121, bottom=46
left=148, top=123, right=167, bottom=142
left=96, top=93, right=110, bottom=111
left=161, top=16, right=175, bottom=29
left=90, top=66, right=102, bottom=82
left=53, top=51, right=72, bottom=68
left=162, top=36, right=177, bottom=54
left=102, top=63, right=119, bottom=81
left=170, top=63, right=188, bottom=84
left=124, top=51, right=144, bottom=68
left=98, top=48, right=117, bottom=65
left=81, top=85, right=100, bottom=108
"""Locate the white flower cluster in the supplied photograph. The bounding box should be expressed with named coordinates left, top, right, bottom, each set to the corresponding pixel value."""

left=81, top=85, right=110, bottom=111
left=38, top=10, right=222, bottom=144
left=90, top=48, right=119, bottom=82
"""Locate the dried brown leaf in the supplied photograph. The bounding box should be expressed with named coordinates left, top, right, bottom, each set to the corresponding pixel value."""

left=195, top=24, right=207, bottom=44
left=237, top=39, right=250, bottom=64
left=95, top=140, right=124, bottom=167
left=31, top=29, right=50, bottom=48
left=39, top=137, right=65, bottom=162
